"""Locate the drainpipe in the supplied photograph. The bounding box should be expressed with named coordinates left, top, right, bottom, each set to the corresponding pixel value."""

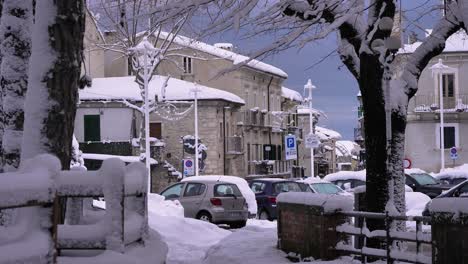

left=267, top=76, right=273, bottom=145
left=223, top=105, right=227, bottom=175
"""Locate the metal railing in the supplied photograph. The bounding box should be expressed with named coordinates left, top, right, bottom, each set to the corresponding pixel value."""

left=335, top=210, right=432, bottom=264
left=410, top=93, right=468, bottom=112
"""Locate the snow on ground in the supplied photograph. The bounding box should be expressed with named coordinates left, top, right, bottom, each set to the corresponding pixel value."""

left=148, top=194, right=231, bottom=264
left=203, top=224, right=359, bottom=264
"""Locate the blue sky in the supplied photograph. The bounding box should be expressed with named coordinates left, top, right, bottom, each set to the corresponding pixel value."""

left=205, top=0, right=439, bottom=140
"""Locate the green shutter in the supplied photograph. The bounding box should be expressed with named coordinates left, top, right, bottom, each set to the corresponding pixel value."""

left=84, top=115, right=101, bottom=141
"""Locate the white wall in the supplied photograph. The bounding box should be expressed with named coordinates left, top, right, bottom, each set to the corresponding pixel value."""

left=75, top=107, right=135, bottom=142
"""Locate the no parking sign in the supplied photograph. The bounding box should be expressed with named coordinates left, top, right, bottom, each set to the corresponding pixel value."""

left=183, top=158, right=195, bottom=176
left=450, top=147, right=458, bottom=160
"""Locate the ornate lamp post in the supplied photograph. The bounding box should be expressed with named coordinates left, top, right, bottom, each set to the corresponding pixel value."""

left=304, top=79, right=316, bottom=177
left=430, top=58, right=456, bottom=170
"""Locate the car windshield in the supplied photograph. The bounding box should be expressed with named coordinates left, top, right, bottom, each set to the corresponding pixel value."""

left=273, top=182, right=302, bottom=194
left=311, top=183, right=343, bottom=194
left=411, top=173, right=438, bottom=185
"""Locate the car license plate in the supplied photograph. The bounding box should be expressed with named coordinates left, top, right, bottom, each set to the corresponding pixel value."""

left=229, top=212, right=240, bottom=217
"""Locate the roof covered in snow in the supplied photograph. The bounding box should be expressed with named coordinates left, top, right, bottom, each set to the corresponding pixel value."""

left=296, top=105, right=321, bottom=115
left=336, top=140, right=360, bottom=157
left=400, top=30, right=468, bottom=54
left=315, top=126, right=342, bottom=141
left=79, top=76, right=245, bottom=105
left=281, top=87, right=303, bottom=102
left=157, top=32, right=288, bottom=78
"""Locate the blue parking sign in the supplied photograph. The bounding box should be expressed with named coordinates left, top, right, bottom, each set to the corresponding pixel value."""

left=284, top=135, right=297, bottom=160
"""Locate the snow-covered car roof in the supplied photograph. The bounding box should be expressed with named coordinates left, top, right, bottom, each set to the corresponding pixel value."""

left=298, top=177, right=330, bottom=184
left=434, top=164, right=468, bottom=180
left=323, top=170, right=366, bottom=182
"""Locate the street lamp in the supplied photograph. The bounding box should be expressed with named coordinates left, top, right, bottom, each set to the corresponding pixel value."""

left=304, top=79, right=316, bottom=177
left=430, top=58, right=456, bottom=170
left=191, top=83, right=202, bottom=176
left=130, top=37, right=158, bottom=192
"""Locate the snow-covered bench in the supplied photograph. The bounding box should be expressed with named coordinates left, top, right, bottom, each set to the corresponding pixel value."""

left=0, top=154, right=61, bottom=264
left=56, top=158, right=148, bottom=253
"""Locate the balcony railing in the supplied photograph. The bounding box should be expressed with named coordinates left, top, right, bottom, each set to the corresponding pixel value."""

left=410, top=94, right=468, bottom=112
left=234, top=111, right=301, bottom=133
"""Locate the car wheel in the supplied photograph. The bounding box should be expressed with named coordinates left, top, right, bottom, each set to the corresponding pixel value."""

left=197, top=211, right=212, bottom=223
left=258, top=209, right=270, bottom=220
left=230, top=220, right=247, bottom=229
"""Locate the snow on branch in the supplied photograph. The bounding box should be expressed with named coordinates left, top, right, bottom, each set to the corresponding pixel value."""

left=402, top=6, right=462, bottom=97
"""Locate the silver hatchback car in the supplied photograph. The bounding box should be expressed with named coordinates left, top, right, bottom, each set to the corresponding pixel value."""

left=160, top=180, right=249, bottom=228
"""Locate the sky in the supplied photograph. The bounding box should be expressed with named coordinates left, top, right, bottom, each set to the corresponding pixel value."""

left=204, top=0, right=440, bottom=140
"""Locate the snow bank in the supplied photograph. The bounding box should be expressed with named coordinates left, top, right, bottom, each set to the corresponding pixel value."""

left=148, top=194, right=184, bottom=218
left=277, top=193, right=353, bottom=213
left=434, top=164, right=468, bottom=180
left=406, top=192, right=431, bottom=216
left=80, top=75, right=245, bottom=105
left=148, top=192, right=230, bottom=263
left=324, top=170, right=366, bottom=182
left=182, top=175, right=257, bottom=215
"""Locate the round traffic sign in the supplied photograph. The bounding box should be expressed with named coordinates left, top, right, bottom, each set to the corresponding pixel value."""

left=403, top=158, right=411, bottom=169
left=185, top=160, right=193, bottom=167
left=450, top=147, right=457, bottom=154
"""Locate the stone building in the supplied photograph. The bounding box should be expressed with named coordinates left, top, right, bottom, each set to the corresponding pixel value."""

left=401, top=30, right=468, bottom=172
left=102, top=32, right=305, bottom=178
left=75, top=76, right=244, bottom=192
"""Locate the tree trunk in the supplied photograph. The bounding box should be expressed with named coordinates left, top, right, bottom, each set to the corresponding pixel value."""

left=360, top=53, right=389, bottom=215
left=21, top=0, right=85, bottom=169
left=0, top=0, right=32, bottom=171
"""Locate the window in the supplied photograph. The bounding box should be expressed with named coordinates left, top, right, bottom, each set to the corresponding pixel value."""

left=214, top=184, right=242, bottom=197
left=150, top=122, right=162, bottom=139
left=161, top=183, right=185, bottom=199
left=410, top=173, right=438, bottom=186
left=272, top=182, right=302, bottom=195
left=250, top=182, right=266, bottom=194
left=311, top=183, right=343, bottom=194
left=436, top=123, right=459, bottom=149
left=440, top=74, right=455, bottom=98
left=183, top=57, right=192, bottom=74
left=183, top=183, right=206, bottom=197
left=84, top=115, right=100, bottom=141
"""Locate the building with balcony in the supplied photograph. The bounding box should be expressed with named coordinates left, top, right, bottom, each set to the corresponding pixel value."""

left=98, top=30, right=307, bottom=179
left=401, top=30, right=468, bottom=172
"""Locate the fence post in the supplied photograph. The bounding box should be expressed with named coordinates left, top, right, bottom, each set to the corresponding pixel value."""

left=102, top=158, right=126, bottom=253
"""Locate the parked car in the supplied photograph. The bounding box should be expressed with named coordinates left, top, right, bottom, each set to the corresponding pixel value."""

left=423, top=179, right=468, bottom=216
left=160, top=180, right=249, bottom=228
left=405, top=172, right=453, bottom=198
left=323, top=170, right=366, bottom=192
left=298, top=177, right=351, bottom=196
left=434, top=165, right=468, bottom=185
left=248, top=178, right=306, bottom=221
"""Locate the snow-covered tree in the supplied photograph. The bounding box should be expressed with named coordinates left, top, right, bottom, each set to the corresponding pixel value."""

left=0, top=0, right=32, bottom=171
left=21, top=0, right=85, bottom=169
left=147, top=0, right=468, bottom=226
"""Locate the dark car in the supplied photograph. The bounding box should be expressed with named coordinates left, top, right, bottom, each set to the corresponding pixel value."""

left=422, top=179, right=468, bottom=216
left=405, top=173, right=452, bottom=198
left=436, top=175, right=467, bottom=185
left=248, top=179, right=307, bottom=220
